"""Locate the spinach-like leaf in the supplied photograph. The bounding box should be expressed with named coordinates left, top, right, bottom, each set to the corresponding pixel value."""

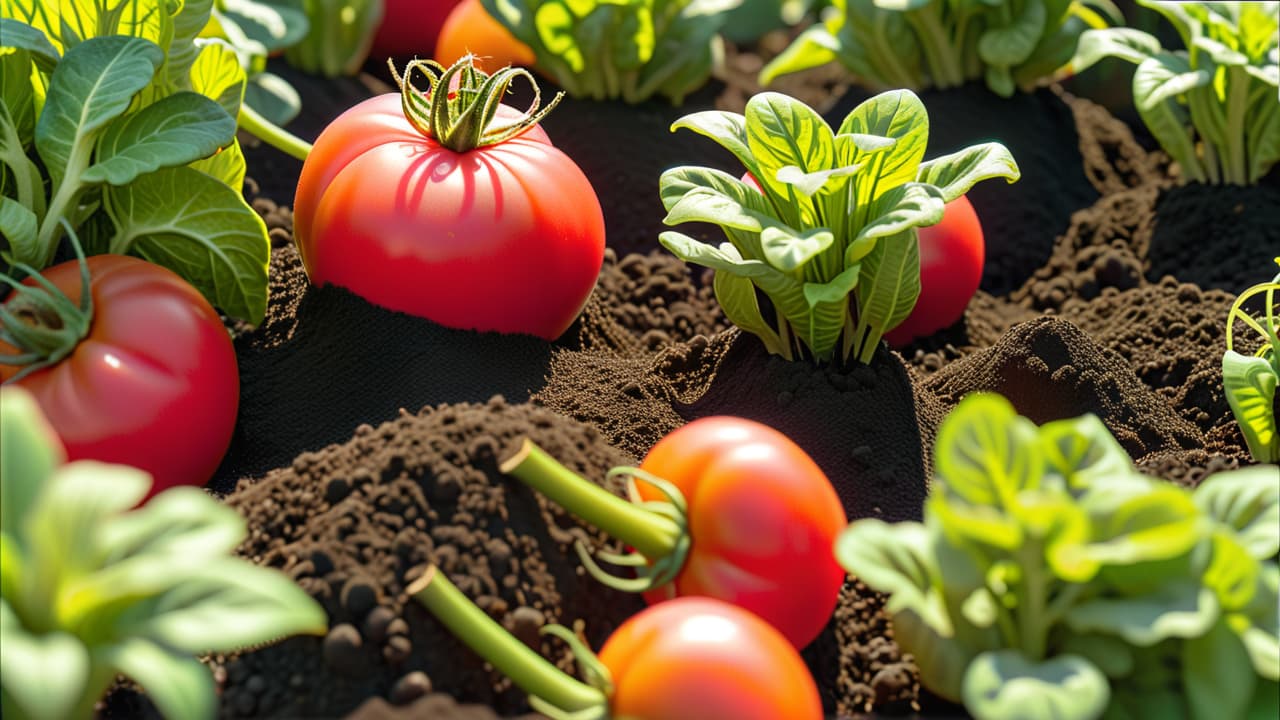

left=83, top=91, right=236, bottom=186
left=962, top=650, right=1110, bottom=720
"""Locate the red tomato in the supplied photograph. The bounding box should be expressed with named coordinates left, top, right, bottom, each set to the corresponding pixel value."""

left=0, top=256, right=239, bottom=497
left=370, top=0, right=461, bottom=59
left=884, top=194, right=984, bottom=346
left=293, top=92, right=603, bottom=340
left=435, top=0, right=535, bottom=75
left=598, top=596, right=824, bottom=720
left=632, top=416, right=847, bottom=649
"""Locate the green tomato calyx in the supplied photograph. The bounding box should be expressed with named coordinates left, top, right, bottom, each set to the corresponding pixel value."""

left=0, top=225, right=93, bottom=383
left=389, top=54, right=563, bottom=153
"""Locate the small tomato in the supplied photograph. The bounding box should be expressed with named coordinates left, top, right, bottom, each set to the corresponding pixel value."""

left=0, top=255, right=239, bottom=497
left=435, top=0, right=535, bottom=75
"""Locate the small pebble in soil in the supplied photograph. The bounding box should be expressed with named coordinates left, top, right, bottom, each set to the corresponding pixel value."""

left=390, top=672, right=433, bottom=705
left=323, top=624, right=365, bottom=676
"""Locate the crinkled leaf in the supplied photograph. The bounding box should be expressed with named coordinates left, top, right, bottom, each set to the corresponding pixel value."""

left=1038, top=412, right=1134, bottom=492
left=0, top=196, right=39, bottom=266
left=915, top=142, right=1021, bottom=203
left=83, top=91, right=235, bottom=186
left=104, top=166, right=269, bottom=322
left=1184, top=616, right=1257, bottom=720
left=962, top=650, right=1110, bottom=720
left=101, top=638, right=215, bottom=720
left=0, top=387, right=63, bottom=543
left=189, top=37, right=246, bottom=121
left=933, top=392, right=1044, bottom=508
left=854, top=230, right=920, bottom=338
left=1065, top=581, right=1219, bottom=645
left=1221, top=351, right=1279, bottom=464
left=1194, top=465, right=1280, bottom=560
left=34, top=35, right=162, bottom=188
left=0, top=602, right=91, bottom=720
left=1070, top=28, right=1163, bottom=74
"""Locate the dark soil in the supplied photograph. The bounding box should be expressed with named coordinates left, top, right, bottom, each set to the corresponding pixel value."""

left=102, top=26, right=1280, bottom=720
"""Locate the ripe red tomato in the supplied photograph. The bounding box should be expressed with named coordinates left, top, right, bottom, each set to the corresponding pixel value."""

left=369, top=0, right=461, bottom=59
left=884, top=194, right=984, bottom=346
left=0, top=255, right=239, bottom=497
left=435, top=0, right=535, bottom=75
left=632, top=416, right=847, bottom=649
left=293, top=92, right=604, bottom=340
left=598, top=596, right=824, bottom=720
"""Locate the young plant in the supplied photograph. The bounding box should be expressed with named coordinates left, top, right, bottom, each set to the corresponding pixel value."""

left=1070, top=1, right=1280, bottom=185
left=276, top=0, right=384, bottom=78
left=501, top=416, right=847, bottom=650
left=0, top=1, right=271, bottom=322
left=1223, top=259, right=1280, bottom=464
left=204, top=0, right=312, bottom=130
left=0, top=386, right=328, bottom=720
left=838, top=392, right=1280, bottom=720
left=659, top=89, right=1019, bottom=365
left=409, top=566, right=823, bottom=720
left=761, top=0, right=1120, bottom=98
left=478, top=0, right=742, bottom=104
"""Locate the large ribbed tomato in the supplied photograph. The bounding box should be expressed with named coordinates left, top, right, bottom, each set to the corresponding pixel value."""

left=293, top=88, right=604, bottom=340
left=0, top=255, right=238, bottom=497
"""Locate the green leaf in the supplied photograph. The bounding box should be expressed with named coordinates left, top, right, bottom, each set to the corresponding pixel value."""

left=854, top=182, right=946, bottom=243
left=1222, top=351, right=1279, bottom=464
left=1203, top=528, right=1261, bottom=614
left=164, top=0, right=215, bottom=89
left=774, top=162, right=862, bottom=197
left=242, top=70, right=300, bottom=127
left=34, top=35, right=163, bottom=189
left=0, top=602, right=91, bottom=720
left=114, top=560, right=327, bottom=654
left=218, top=0, right=309, bottom=53
left=1085, top=483, right=1204, bottom=566
left=932, top=392, right=1044, bottom=508
left=1019, top=490, right=1099, bottom=583
left=1038, top=412, right=1135, bottom=492
left=0, top=196, right=40, bottom=266
left=712, top=270, right=784, bottom=355
left=854, top=230, right=921, bottom=341
left=83, top=91, right=236, bottom=186
left=745, top=92, right=835, bottom=224
left=1070, top=27, right=1162, bottom=74
left=929, top=492, right=1025, bottom=552
left=1194, top=465, right=1280, bottom=560
left=0, top=385, right=63, bottom=540
left=104, top=166, right=269, bottom=322
left=188, top=37, right=246, bottom=122
left=1248, top=679, right=1280, bottom=720
left=1137, top=54, right=1212, bottom=111
left=662, top=187, right=777, bottom=235
left=1192, top=36, right=1249, bottom=67
left=98, top=487, right=246, bottom=563
left=101, top=638, right=215, bottom=720
left=962, top=650, right=1110, bottom=720
left=659, top=232, right=773, bottom=277
left=670, top=110, right=760, bottom=179
left=1184, top=616, right=1257, bottom=720
left=761, top=226, right=834, bottom=272
left=836, top=519, right=936, bottom=607
left=659, top=166, right=773, bottom=225
left=1065, top=581, right=1220, bottom=645
left=0, top=18, right=61, bottom=71
left=915, top=142, right=1021, bottom=204
left=837, top=89, right=929, bottom=202
left=1056, top=632, right=1135, bottom=678
left=801, top=263, right=860, bottom=359
left=977, top=0, right=1048, bottom=67
left=1133, top=54, right=1201, bottom=174
left=59, top=0, right=172, bottom=52
left=188, top=135, right=246, bottom=192
left=758, top=23, right=841, bottom=85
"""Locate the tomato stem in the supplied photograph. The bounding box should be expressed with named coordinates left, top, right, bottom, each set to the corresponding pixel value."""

left=0, top=222, right=93, bottom=383
left=407, top=566, right=609, bottom=718
left=237, top=104, right=313, bottom=162
left=388, top=55, right=562, bottom=153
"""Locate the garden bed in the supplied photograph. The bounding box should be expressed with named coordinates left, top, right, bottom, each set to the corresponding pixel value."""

left=102, top=28, right=1276, bottom=720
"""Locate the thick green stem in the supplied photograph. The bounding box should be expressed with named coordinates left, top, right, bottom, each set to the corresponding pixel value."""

left=238, top=104, right=313, bottom=161
left=500, top=440, right=683, bottom=562
left=408, top=567, right=608, bottom=715
left=1224, top=66, right=1249, bottom=185
left=1017, top=544, right=1048, bottom=661
left=910, top=8, right=965, bottom=88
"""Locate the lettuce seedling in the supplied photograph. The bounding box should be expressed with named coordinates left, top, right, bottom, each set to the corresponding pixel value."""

left=659, top=90, right=1019, bottom=365
left=276, top=0, right=383, bottom=78
left=479, top=0, right=742, bottom=104
left=838, top=392, right=1280, bottom=720
left=204, top=0, right=311, bottom=127
left=761, top=0, right=1121, bottom=98
left=0, top=386, right=328, bottom=720
left=1223, top=260, right=1280, bottom=464
left=0, top=1, right=271, bottom=322
left=1070, top=1, right=1280, bottom=185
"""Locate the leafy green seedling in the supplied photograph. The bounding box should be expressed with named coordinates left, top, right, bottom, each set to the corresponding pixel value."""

left=204, top=0, right=312, bottom=128
left=1223, top=259, right=1280, bottom=464
left=0, top=386, right=328, bottom=720
left=0, top=1, right=272, bottom=322
left=1070, top=1, right=1280, bottom=185
left=659, top=89, right=1019, bottom=365
left=838, top=392, right=1280, bottom=720
left=762, top=0, right=1121, bottom=98
left=277, top=0, right=383, bottom=78
left=479, top=0, right=742, bottom=104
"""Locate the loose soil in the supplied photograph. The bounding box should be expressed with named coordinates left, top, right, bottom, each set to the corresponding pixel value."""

left=103, top=26, right=1278, bottom=720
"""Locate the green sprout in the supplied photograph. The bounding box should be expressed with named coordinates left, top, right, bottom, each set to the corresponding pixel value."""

left=1223, top=259, right=1280, bottom=464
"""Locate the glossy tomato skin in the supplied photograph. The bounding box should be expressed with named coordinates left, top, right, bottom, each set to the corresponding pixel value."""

left=435, top=0, right=534, bottom=75
left=370, top=0, right=461, bottom=59
left=598, top=596, right=823, bottom=720
left=293, top=93, right=602, bottom=340
left=884, top=195, right=984, bottom=346
left=0, top=256, right=239, bottom=497
left=632, top=416, right=847, bottom=649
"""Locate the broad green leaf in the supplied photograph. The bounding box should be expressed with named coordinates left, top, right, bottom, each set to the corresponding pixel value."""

left=1194, top=465, right=1280, bottom=560
left=774, top=162, right=862, bottom=197
left=712, top=270, right=784, bottom=355
left=1137, top=53, right=1212, bottom=111
left=1237, top=564, right=1279, bottom=680
left=932, top=392, right=1044, bottom=508
left=188, top=135, right=246, bottom=191
left=758, top=23, right=840, bottom=85
left=800, top=263, right=860, bottom=359
left=83, top=90, right=235, bottom=186
left=1019, top=490, right=1099, bottom=583
left=1202, top=529, right=1259, bottom=612
left=164, top=0, right=215, bottom=88
left=1221, top=351, right=1278, bottom=464
left=99, top=487, right=246, bottom=563
left=962, top=650, right=1110, bottom=720
left=0, top=602, right=91, bottom=720
left=1, top=3, right=60, bottom=54
left=1065, top=581, right=1219, bottom=645
left=1133, top=54, right=1201, bottom=176
left=854, top=182, right=946, bottom=243
left=929, top=492, right=1025, bottom=551
left=534, top=2, right=585, bottom=73
left=659, top=232, right=774, bottom=277
left=837, top=89, right=929, bottom=202
left=1038, top=412, right=1134, bottom=492
left=1192, top=36, right=1248, bottom=67
left=1070, top=27, right=1162, bottom=73
left=1184, top=617, right=1257, bottom=720
left=219, top=0, right=309, bottom=53
left=0, top=18, right=60, bottom=71
left=977, top=0, right=1048, bottom=67
left=242, top=70, right=300, bottom=127
left=104, top=166, right=269, bottom=322
left=0, top=196, right=39, bottom=266
left=745, top=92, right=835, bottom=224
left=670, top=110, right=760, bottom=179
left=34, top=35, right=162, bottom=189
left=659, top=165, right=771, bottom=219
left=761, top=226, right=834, bottom=272
left=59, top=0, right=171, bottom=52
left=101, top=638, right=215, bottom=720
left=915, top=142, right=1021, bottom=204
left=1056, top=632, right=1135, bottom=678
left=854, top=230, right=921, bottom=341
left=1085, top=483, right=1204, bottom=566
left=0, top=387, right=63, bottom=540
left=115, top=560, right=327, bottom=653
left=662, top=187, right=777, bottom=234
left=188, top=37, right=246, bottom=121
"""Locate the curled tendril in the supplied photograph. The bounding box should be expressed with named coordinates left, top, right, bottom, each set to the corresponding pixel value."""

left=1225, top=261, right=1280, bottom=360
left=572, top=467, right=691, bottom=597
left=527, top=623, right=612, bottom=720
left=387, top=54, right=563, bottom=153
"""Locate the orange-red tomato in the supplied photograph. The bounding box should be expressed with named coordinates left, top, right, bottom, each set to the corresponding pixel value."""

left=884, top=194, right=985, bottom=346
left=597, top=596, right=824, bottom=720
left=0, top=256, right=239, bottom=497
left=435, top=0, right=535, bottom=75
left=293, top=92, right=603, bottom=340
left=369, top=0, right=461, bottom=59
left=632, top=416, right=847, bottom=649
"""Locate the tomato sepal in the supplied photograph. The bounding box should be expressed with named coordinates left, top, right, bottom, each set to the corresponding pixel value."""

left=0, top=227, right=93, bottom=383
